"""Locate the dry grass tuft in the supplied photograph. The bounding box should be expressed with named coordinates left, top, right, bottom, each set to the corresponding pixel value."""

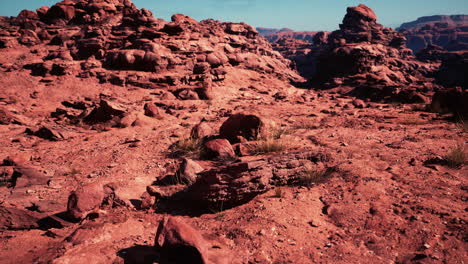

left=273, top=187, right=284, bottom=198
left=172, top=137, right=202, bottom=157
left=455, top=116, right=467, bottom=133
left=445, top=144, right=466, bottom=168
left=254, top=138, right=289, bottom=155
left=64, top=168, right=81, bottom=176
left=298, top=168, right=333, bottom=187
left=269, top=126, right=291, bottom=140
left=253, top=125, right=293, bottom=155
left=169, top=172, right=190, bottom=185
left=398, top=118, right=427, bottom=125
left=293, top=122, right=319, bottom=130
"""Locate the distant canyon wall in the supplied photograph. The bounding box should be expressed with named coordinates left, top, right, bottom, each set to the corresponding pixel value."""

left=258, top=14, right=468, bottom=53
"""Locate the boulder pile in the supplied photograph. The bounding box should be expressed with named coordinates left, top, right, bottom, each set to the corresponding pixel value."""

left=0, top=0, right=300, bottom=96
left=313, top=4, right=438, bottom=102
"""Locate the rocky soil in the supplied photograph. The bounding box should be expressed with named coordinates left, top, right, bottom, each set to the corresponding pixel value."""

left=0, top=1, right=466, bottom=264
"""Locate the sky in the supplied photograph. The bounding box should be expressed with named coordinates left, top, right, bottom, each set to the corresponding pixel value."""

left=0, top=0, right=467, bottom=31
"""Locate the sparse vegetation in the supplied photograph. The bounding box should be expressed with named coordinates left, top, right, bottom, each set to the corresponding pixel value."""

left=269, top=126, right=291, bottom=140
left=172, top=137, right=202, bottom=157
left=293, top=122, right=319, bottom=130
left=398, top=118, right=427, bottom=125
left=445, top=144, right=466, bottom=168
left=208, top=201, right=225, bottom=214
left=273, top=187, right=284, bottom=198
left=169, top=172, right=190, bottom=185
left=64, top=168, right=81, bottom=176
left=16, top=53, right=27, bottom=61
left=252, top=125, right=292, bottom=155
left=455, top=115, right=467, bottom=133
left=297, top=168, right=333, bottom=187
left=253, top=137, right=289, bottom=155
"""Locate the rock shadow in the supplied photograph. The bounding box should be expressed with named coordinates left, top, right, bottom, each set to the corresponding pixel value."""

left=117, top=245, right=159, bottom=264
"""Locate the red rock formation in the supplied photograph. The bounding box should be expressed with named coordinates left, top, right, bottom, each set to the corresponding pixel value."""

left=0, top=0, right=300, bottom=98
left=155, top=216, right=232, bottom=264
left=313, top=4, right=439, bottom=102
left=398, top=15, right=468, bottom=52
left=270, top=37, right=318, bottom=79
left=258, top=27, right=321, bottom=43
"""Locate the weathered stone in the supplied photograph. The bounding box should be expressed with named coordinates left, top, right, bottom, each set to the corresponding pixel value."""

left=219, top=113, right=265, bottom=143
left=234, top=142, right=258, bottom=157
left=1, top=161, right=50, bottom=188
left=177, top=158, right=204, bottom=184
left=352, top=99, right=366, bottom=108
left=180, top=151, right=332, bottom=208
left=177, top=89, right=199, bottom=100
left=25, top=126, right=65, bottom=141
left=144, top=103, right=163, bottom=118
left=0, top=207, right=39, bottom=231
left=83, top=100, right=126, bottom=124
left=155, top=216, right=231, bottom=264
left=203, top=139, right=236, bottom=160
left=430, top=88, right=468, bottom=119
left=190, top=122, right=214, bottom=139
left=67, top=183, right=121, bottom=221
left=139, top=192, right=155, bottom=210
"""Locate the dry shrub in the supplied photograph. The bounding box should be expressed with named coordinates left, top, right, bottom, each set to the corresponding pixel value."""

left=254, top=138, right=289, bottom=155
left=172, top=137, right=202, bottom=157
left=445, top=144, right=466, bottom=168
left=298, top=168, right=333, bottom=187
left=273, top=187, right=284, bottom=198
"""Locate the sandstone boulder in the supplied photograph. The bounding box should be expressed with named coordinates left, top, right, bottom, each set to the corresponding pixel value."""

left=25, top=126, right=65, bottom=141
left=17, top=10, right=39, bottom=20
left=155, top=216, right=231, bottom=264
left=83, top=100, right=126, bottom=125
left=202, top=139, right=236, bottom=160
left=67, top=183, right=121, bottom=221
left=171, top=14, right=198, bottom=24
left=1, top=157, right=50, bottom=188
left=181, top=151, right=332, bottom=208
left=144, top=103, right=163, bottom=118
left=190, top=122, right=214, bottom=139
left=0, top=207, right=39, bottom=231
left=219, top=113, right=266, bottom=143
left=430, top=88, right=468, bottom=119
left=176, top=158, right=204, bottom=184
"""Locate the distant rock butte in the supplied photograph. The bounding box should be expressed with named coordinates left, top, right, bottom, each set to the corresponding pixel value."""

left=398, top=15, right=468, bottom=52
left=257, top=27, right=322, bottom=43
left=398, top=15, right=468, bottom=30
left=310, top=4, right=442, bottom=102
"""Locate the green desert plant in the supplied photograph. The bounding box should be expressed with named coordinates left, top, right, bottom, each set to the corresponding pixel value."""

left=445, top=144, right=467, bottom=168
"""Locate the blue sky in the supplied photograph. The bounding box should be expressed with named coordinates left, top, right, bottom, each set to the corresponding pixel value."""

left=1, top=0, right=467, bottom=30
